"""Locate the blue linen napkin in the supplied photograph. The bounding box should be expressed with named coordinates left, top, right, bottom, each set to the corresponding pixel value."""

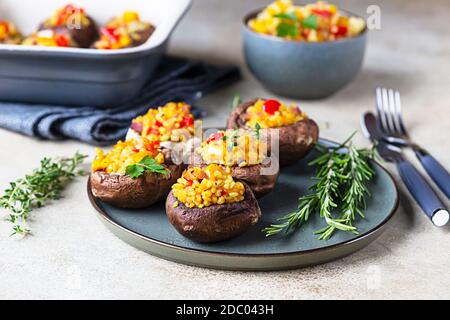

left=0, top=56, right=240, bottom=146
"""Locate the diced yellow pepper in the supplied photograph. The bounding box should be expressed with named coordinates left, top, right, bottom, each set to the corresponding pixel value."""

left=122, top=11, right=140, bottom=23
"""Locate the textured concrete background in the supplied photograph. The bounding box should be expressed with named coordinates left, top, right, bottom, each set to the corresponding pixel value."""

left=0, top=0, right=449, bottom=299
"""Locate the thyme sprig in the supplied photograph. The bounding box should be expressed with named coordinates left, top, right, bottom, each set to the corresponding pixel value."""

left=263, top=133, right=376, bottom=240
left=0, top=152, right=87, bottom=236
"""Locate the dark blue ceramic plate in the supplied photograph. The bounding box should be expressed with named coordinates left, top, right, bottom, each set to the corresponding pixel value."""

left=88, top=145, right=398, bottom=271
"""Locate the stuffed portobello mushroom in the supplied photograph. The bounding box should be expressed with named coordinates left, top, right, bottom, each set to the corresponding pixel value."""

left=126, top=102, right=198, bottom=165
left=93, top=11, right=154, bottom=50
left=90, top=138, right=183, bottom=209
left=38, top=4, right=98, bottom=48
left=0, top=20, right=23, bottom=44
left=166, top=165, right=261, bottom=243
left=227, top=98, right=319, bottom=166
left=191, top=129, right=279, bottom=198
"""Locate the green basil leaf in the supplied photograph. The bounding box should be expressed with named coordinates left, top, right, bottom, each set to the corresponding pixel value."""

left=274, top=12, right=298, bottom=21
left=277, top=22, right=299, bottom=37
left=125, top=156, right=168, bottom=179
left=302, top=14, right=318, bottom=29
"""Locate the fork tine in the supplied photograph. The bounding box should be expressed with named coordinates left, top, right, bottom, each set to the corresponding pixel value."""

left=387, top=89, right=400, bottom=134
left=384, top=88, right=395, bottom=134
left=376, top=88, right=388, bottom=133
left=394, top=91, right=408, bottom=136
left=375, top=88, right=383, bottom=128
left=381, top=88, right=393, bottom=134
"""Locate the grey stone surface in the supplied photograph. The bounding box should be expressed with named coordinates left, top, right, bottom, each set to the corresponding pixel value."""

left=0, top=0, right=449, bottom=299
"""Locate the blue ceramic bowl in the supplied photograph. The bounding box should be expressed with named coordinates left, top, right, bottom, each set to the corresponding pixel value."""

left=243, top=9, right=367, bottom=99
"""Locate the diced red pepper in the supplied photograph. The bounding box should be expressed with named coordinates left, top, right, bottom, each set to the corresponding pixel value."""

left=221, top=190, right=228, bottom=196
left=145, top=127, right=160, bottom=136
left=64, top=4, right=75, bottom=13
left=331, top=26, right=348, bottom=37
left=131, top=122, right=143, bottom=134
left=263, top=99, right=281, bottom=115
left=55, top=34, right=69, bottom=47
left=154, top=120, right=163, bottom=127
left=101, top=27, right=120, bottom=42
left=145, top=141, right=160, bottom=152
left=331, top=25, right=348, bottom=36
left=132, top=148, right=140, bottom=153
left=56, top=16, right=65, bottom=26
left=180, top=116, right=194, bottom=128
left=145, top=144, right=154, bottom=152
left=64, top=4, right=84, bottom=15
left=206, top=132, right=225, bottom=143
left=186, top=179, right=193, bottom=186
left=312, top=9, right=332, bottom=18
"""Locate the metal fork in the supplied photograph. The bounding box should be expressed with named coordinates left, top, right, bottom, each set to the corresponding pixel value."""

left=376, top=88, right=450, bottom=199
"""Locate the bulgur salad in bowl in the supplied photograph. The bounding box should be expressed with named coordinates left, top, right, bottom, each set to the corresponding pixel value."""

left=242, top=1, right=367, bottom=98
left=248, top=0, right=366, bottom=42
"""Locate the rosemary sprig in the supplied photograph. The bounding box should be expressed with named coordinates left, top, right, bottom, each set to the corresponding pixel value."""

left=263, top=133, right=375, bottom=240
left=314, top=144, right=375, bottom=240
left=0, top=152, right=87, bottom=236
left=263, top=194, right=318, bottom=236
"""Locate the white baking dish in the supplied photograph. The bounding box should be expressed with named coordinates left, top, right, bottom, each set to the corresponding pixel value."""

left=0, top=0, right=192, bottom=106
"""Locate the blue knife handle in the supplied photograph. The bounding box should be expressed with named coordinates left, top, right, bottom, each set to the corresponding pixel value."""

left=396, top=159, right=447, bottom=221
left=415, top=149, right=450, bottom=200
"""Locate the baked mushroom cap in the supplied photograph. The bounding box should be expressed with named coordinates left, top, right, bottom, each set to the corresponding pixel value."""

left=166, top=183, right=261, bottom=243
left=130, top=25, right=155, bottom=47
left=90, top=163, right=184, bottom=209
left=227, top=98, right=319, bottom=166
left=92, top=19, right=155, bottom=49
left=190, top=151, right=278, bottom=198
left=38, top=16, right=98, bottom=48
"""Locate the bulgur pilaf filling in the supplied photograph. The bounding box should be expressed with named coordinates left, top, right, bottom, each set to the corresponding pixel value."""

left=0, top=20, right=22, bottom=44
left=92, top=139, right=165, bottom=174
left=93, top=11, right=154, bottom=50
left=197, top=130, right=268, bottom=167
left=245, top=99, right=306, bottom=129
left=172, top=165, right=245, bottom=208
left=130, top=102, right=195, bottom=144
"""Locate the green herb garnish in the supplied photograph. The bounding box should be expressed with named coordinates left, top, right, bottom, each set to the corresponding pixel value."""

left=263, top=133, right=375, bottom=240
left=0, top=152, right=87, bottom=236
left=232, top=94, right=242, bottom=110
left=301, top=14, right=318, bottom=29
left=226, top=130, right=238, bottom=150
left=125, top=156, right=168, bottom=179
left=255, top=122, right=261, bottom=140
left=275, top=12, right=299, bottom=37
left=274, top=12, right=298, bottom=21
left=277, top=22, right=299, bottom=37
